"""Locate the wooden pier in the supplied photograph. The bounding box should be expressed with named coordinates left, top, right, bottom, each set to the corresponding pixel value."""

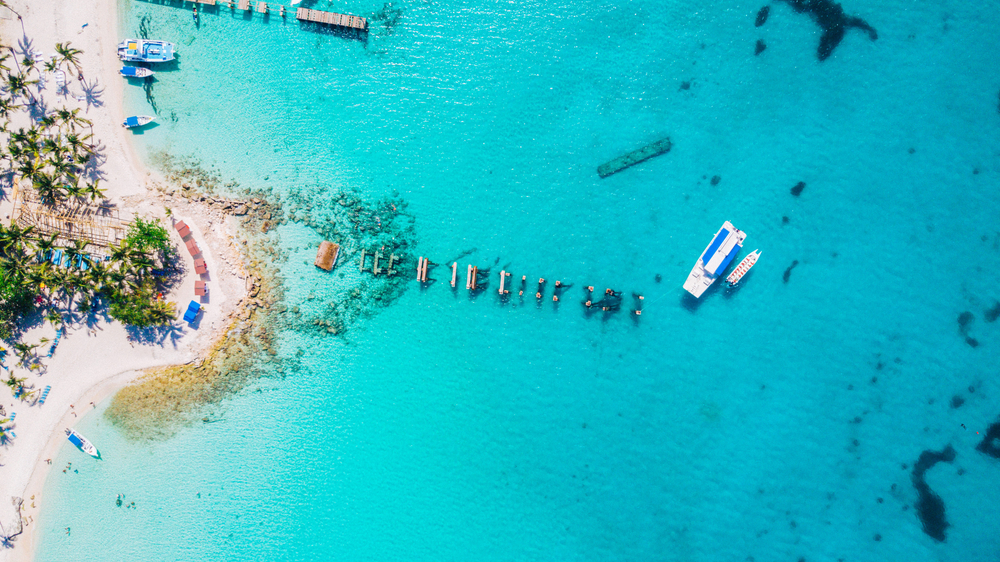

left=296, top=7, right=368, bottom=31
left=156, top=0, right=368, bottom=33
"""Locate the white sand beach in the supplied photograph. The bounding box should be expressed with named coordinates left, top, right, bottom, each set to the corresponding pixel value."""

left=0, top=1, right=248, bottom=559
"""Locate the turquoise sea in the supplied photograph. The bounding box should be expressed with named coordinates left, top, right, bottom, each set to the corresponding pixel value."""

left=34, top=0, right=1000, bottom=560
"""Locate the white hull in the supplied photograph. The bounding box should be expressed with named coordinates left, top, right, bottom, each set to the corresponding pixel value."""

left=66, top=429, right=100, bottom=458
left=683, top=221, right=746, bottom=298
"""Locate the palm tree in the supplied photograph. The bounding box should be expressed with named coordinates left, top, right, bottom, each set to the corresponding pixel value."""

left=65, top=132, right=92, bottom=157
left=33, top=232, right=59, bottom=258
left=45, top=308, right=63, bottom=328
left=0, top=223, right=36, bottom=254
left=56, top=107, right=91, bottom=131
left=108, top=242, right=131, bottom=265
left=64, top=181, right=86, bottom=204
left=54, top=42, right=83, bottom=80
left=10, top=344, right=36, bottom=369
left=4, top=71, right=37, bottom=105
left=32, top=172, right=63, bottom=204
left=0, top=96, right=14, bottom=121
left=84, top=179, right=105, bottom=202
left=86, top=259, right=108, bottom=292
left=67, top=238, right=89, bottom=266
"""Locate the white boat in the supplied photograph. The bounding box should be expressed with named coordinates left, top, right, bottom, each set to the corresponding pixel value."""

left=120, top=66, right=154, bottom=79
left=117, top=39, right=175, bottom=63
left=65, top=428, right=100, bottom=458
left=683, top=221, right=746, bottom=298
left=122, top=115, right=155, bottom=129
left=726, top=249, right=760, bottom=286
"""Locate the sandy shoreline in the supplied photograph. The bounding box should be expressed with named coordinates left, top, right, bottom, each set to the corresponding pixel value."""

left=0, top=1, right=250, bottom=560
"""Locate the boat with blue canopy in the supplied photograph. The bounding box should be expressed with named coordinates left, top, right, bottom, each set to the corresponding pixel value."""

left=117, top=39, right=175, bottom=63
left=122, top=115, right=155, bottom=129
left=683, top=221, right=746, bottom=298
left=120, top=66, right=154, bottom=78
left=66, top=428, right=100, bottom=458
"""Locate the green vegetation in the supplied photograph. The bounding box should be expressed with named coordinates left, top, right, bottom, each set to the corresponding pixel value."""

left=0, top=40, right=180, bottom=348
left=0, top=217, right=179, bottom=339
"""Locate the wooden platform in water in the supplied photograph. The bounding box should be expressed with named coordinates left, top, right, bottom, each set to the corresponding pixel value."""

left=314, top=241, right=340, bottom=271
left=195, top=0, right=217, bottom=5
left=597, top=137, right=672, bottom=178
left=295, top=7, right=367, bottom=30
left=237, top=0, right=250, bottom=10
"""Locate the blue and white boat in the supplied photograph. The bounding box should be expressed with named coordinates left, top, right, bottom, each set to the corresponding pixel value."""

left=117, top=39, right=175, bottom=63
left=123, top=115, right=156, bottom=129
left=120, top=66, right=154, bottom=79
left=683, top=221, right=746, bottom=298
left=66, top=428, right=100, bottom=458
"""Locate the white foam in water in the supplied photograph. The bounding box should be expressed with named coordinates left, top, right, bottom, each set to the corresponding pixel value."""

left=35, top=0, right=1000, bottom=560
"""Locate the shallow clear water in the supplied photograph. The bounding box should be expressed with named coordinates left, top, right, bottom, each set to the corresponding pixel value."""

left=35, top=0, right=1000, bottom=560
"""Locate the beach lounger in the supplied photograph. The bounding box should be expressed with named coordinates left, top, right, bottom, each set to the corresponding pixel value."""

left=51, top=249, right=63, bottom=266
left=182, top=300, right=201, bottom=323
left=38, top=385, right=52, bottom=405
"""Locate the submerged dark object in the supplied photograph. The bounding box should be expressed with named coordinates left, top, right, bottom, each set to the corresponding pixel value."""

left=755, top=40, right=767, bottom=55
left=597, top=137, right=672, bottom=178
left=790, top=181, right=806, bottom=196
left=976, top=420, right=1000, bottom=459
left=984, top=302, right=1000, bottom=323
left=782, top=260, right=799, bottom=283
left=756, top=5, right=770, bottom=27
left=911, top=445, right=955, bottom=542
left=710, top=175, right=721, bottom=185
left=778, top=0, right=877, bottom=61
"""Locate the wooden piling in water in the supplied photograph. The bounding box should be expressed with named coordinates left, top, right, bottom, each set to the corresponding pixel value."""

left=359, top=249, right=367, bottom=272
left=451, top=262, right=457, bottom=287
left=373, top=251, right=382, bottom=275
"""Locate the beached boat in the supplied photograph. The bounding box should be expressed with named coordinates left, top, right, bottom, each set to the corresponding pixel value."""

left=117, top=39, right=175, bottom=63
left=683, top=221, right=746, bottom=298
left=120, top=66, right=154, bottom=79
left=726, top=249, right=760, bottom=287
left=122, top=115, right=155, bottom=129
left=65, top=428, right=100, bottom=458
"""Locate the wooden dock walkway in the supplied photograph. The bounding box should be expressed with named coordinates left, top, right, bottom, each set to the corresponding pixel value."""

left=296, top=7, right=368, bottom=30
left=153, top=0, right=368, bottom=33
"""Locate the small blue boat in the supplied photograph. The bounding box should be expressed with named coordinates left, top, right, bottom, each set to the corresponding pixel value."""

left=123, top=115, right=155, bottom=129
left=120, top=66, right=154, bottom=78
left=117, top=39, right=175, bottom=63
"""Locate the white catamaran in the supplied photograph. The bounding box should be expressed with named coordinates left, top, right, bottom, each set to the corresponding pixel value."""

left=683, top=221, right=746, bottom=298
